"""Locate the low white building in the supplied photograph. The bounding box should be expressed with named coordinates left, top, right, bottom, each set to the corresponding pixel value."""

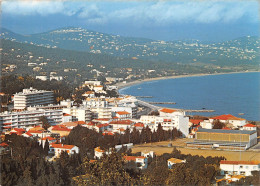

left=168, top=158, right=186, bottom=169
left=109, top=120, right=135, bottom=131
left=242, top=124, right=257, bottom=131
left=49, top=144, right=79, bottom=157
left=115, top=111, right=132, bottom=120
left=139, top=108, right=189, bottom=137
left=200, top=120, right=213, bottom=129
left=220, top=160, right=260, bottom=176
left=210, top=114, right=246, bottom=128
left=141, top=150, right=154, bottom=158
left=124, top=156, right=148, bottom=169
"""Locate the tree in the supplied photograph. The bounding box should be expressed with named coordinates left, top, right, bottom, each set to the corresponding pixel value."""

left=43, top=139, right=49, bottom=156
left=39, top=116, right=50, bottom=130
left=212, top=120, right=225, bottom=129
left=74, top=151, right=133, bottom=185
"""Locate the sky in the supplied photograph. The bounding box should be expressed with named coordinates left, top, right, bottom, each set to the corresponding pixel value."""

left=1, top=0, right=259, bottom=42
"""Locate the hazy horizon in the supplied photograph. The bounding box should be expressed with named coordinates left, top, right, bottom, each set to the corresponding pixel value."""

left=1, top=1, right=259, bottom=42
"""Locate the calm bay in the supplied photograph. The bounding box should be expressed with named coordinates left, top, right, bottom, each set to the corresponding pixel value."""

left=119, top=72, right=260, bottom=121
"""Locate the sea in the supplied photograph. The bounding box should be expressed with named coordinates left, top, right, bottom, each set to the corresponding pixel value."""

left=119, top=72, right=260, bottom=121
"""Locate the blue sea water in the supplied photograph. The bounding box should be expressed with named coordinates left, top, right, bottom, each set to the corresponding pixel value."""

left=119, top=72, right=260, bottom=121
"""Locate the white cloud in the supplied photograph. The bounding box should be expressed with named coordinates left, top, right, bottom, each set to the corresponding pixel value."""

left=2, top=1, right=258, bottom=24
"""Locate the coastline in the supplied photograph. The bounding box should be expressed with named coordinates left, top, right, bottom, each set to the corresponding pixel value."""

left=116, top=70, right=259, bottom=91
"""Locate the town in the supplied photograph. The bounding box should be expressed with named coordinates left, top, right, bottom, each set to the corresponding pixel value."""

left=0, top=78, right=259, bottom=185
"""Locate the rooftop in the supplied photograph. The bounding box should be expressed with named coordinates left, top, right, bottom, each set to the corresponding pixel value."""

left=220, top=160, right=260, bottom=165
left=211, top=114, right=245, bottom=121
left=197, top=128, right=256, bottom=135
left=160, top=108, right=177, bottom=113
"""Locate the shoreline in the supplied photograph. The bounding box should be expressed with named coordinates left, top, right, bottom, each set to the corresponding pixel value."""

left=116, top=70, right=259, bottom=91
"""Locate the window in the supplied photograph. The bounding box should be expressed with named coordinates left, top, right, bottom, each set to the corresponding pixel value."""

left=240, top=166, right=243, bottom=168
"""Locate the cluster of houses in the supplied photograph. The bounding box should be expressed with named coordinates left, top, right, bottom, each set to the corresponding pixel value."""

left=0, top=84, right=259, bottom=179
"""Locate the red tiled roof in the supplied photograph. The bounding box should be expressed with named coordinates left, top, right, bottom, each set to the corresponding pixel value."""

left=134, top=123, right=144, bottom=128
left=189, top=119, right=203, bottom=125
left=103, top=132, right=114, bottom=136
left=211, top=114, right=245, bottom=121
left=42, top=137, right=55, bottom=141
left=63, top=113, right=71, bottom=116
left=74, top=121, right=86, bottom=125
left=52, top=125, right=71, bottom=132
left=160, top=108, right=177, bottom=113
left=220, top=160, right=260, bottom=165
left=90, top=160, right=97, bottom=163
left=124, top=156, right=145, bottom=161
left=24, top=132, right=33, bottom=137
left=13, top=128, right=26, bottom=133
left=0, top=142, right=9, bottom=147
left=85, top=91, right=95, bottom=94
left=243, top=123, right=256, bottom=128
left=117, top=111, right=130, bottom=115
left=95, top=118, right=110, bottom=121
left=95, top=146, right=105, bottom=152
left=222, top=127, right=231, bottom=130
left=51, top=144, right=75, bottom=149
left=109, top=120, right=134, bottom=125
left=29, top=130, right=42, bottom=134
left=96, top=123, right=109, bottom=128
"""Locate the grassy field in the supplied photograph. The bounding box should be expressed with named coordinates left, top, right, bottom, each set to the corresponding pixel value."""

left=132, top=139, right=260, bottom=161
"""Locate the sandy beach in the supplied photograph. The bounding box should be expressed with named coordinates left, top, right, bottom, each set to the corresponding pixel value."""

left=116, top=71, right=259, bottom=90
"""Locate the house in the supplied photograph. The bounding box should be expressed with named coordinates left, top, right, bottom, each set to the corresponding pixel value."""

left=124, top=156, right=148, bottom=169
left=94, top=146, right=106, bottom=159
left=210, top=114, right=246, bottom=128
left=39, top=136, right=56, bottom=147
left=109, top=120, right=134, bottom=131
left=220, top=160, right=260, bottom=176
left=140, top=110, right=189, bottom=137
left=189, top=119, right=203, bottom=127
left=94, top=123, right=109, bottom=133
left=82, top=91, right=95, bottom=98
left=115, top=111, right=131, bottom=120
left=9, top=128, right=26, bottom=136
left=159, top=108, right=186, bottom=117
left=141, top=150, right=154, bottom=158
left=199, top=120, right=213, bottom=129
left=168, top=158, right=186, bottom=169
left=242, top=124, right=257, bottom=131
left=49, top=143, right=79, bottom=157
left=49, top=125, right=71, bottom=136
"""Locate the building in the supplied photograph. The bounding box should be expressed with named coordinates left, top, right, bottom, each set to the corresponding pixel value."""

left=210, top=114, right=246, bottom=128
left=49, top=144, right=79, bottom=157
left=167, top=158, right=186, bottom=169
left=63, top=107, right=92, bottom=122
left=115, top=111, right=131, bottom=120
left=109, top=120, right=135, bottom=131
left=124, top=156, right=148, bottom=169
left=13, top=87, right=54, bottom=109
left=242, top=124, right=257, bottom=131
left=220, top=160, right=260, bottom=176
left=0, top=109, right=63, bottom=131
left=90, top=107, right=112, bottom=119
left=186, top=128, right=257, bottom=150
left=140, top=108, right=189, bottom=137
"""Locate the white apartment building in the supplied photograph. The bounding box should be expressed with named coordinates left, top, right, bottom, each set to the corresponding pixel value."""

left=90, top=107, right=112, bottom=119
left=220, top=160, right=260, bottom=176
left=63, top=107, right=92, bottom=122
left=0, top=109, right=63, bottom=131
left=83, top=98, right=108, bottom=108
left=140, top=108, right=189, bottom=137
left=14, top=87, right=54, bottom=109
